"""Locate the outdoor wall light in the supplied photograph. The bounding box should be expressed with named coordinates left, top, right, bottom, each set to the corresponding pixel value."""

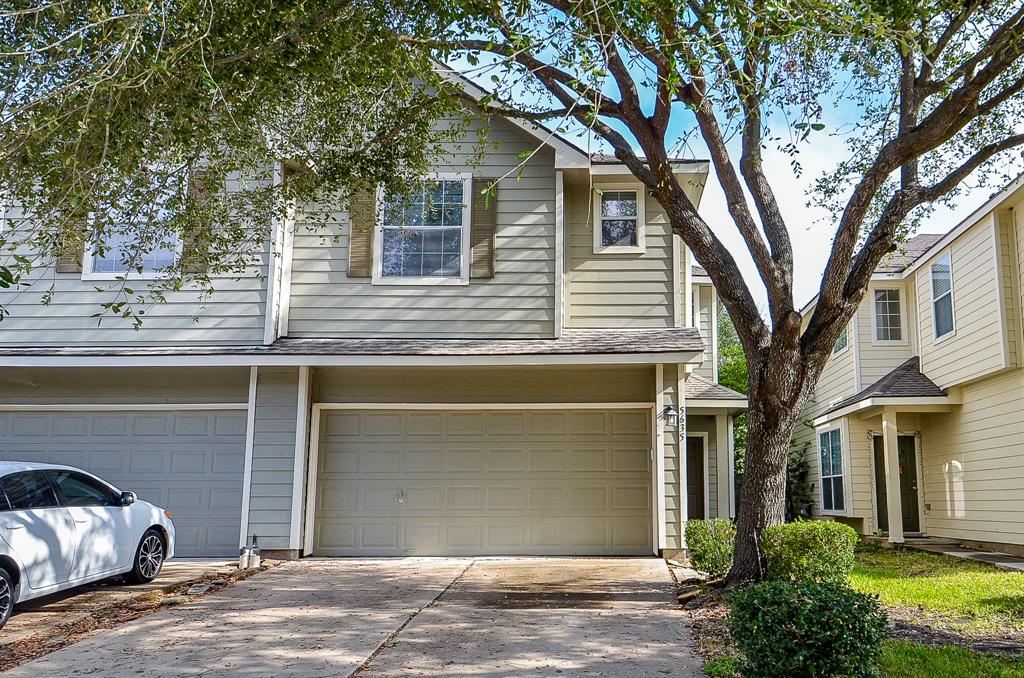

left=662, top=405, right=679, bottom=428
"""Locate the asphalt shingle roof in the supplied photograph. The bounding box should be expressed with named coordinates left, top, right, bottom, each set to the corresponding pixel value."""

left=876, top=234, right=946, bottom=273
left=686, top=374, right=746, bottom=401
left=824, top=356, right=946, bottom=414
left=0, top=328, right=704, bottom=358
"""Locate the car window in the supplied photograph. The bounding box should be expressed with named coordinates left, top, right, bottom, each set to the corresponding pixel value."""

left=50, top=471, right=118, bottom=508
left=1, top=472, right=59, bottom=510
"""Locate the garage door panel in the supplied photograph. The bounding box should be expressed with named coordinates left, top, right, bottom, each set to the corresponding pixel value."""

left=314, top=409, right=654, bottom=556
left=0, top=410, right=245, bottom=556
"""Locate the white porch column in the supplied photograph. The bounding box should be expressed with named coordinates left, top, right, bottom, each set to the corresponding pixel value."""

left=678, top=368, right=688, bottom=548
left=715, top=413, right=730, bottom=519
left=882, top=406, right=904, bottom=544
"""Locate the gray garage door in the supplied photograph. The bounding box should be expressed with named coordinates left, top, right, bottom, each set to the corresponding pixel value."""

left=313, top=408, right=653, bottom=556
left=0, top=410, right=246, bottom=556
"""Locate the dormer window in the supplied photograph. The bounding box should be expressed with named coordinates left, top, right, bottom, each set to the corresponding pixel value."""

left=594, top=183, right=646, bottom=254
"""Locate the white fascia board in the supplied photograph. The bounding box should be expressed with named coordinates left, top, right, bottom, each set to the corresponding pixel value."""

left=0, top=349, right=703, bottom=368
left=685, top=398, right=748, bottom=410
left=589, top=162, right=710, bottom=176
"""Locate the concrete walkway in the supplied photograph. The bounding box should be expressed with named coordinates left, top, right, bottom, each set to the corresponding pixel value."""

left=5, top=558, right=702, bottom=677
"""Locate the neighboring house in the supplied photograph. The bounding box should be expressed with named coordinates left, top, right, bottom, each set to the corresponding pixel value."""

left=0, top=77, right=745, bottom=559
left=796, top=175, right=1024, bottom=555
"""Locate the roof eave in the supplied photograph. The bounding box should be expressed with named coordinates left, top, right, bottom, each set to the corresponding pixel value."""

left=813, top=395, right=959, bottom=426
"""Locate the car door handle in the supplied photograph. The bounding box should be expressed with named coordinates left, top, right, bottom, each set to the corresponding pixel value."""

left=4, top=524, right=23, bottom=530
left=73, top=519, right=89, bottom=524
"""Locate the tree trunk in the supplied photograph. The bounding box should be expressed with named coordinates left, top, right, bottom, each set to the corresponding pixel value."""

left=726, top=337, right=807, bottom=585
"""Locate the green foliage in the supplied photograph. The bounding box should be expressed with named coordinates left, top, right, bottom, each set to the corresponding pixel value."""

left=0, top=1, right=461, bottom=323
left=703, top=656, right=740, bottom=678
left=685, top=518, right=736, bottom=577
left=851, top=544, right=1024, bottom=632
left=762, top=520, right=858, bottom=583
left=717, top=307, right=748, bottom=501
left=728, top=580, right=887, bottom=678
left=879, top=640, right=1024, bottom=678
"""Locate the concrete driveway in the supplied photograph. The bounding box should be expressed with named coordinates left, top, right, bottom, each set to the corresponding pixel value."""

left=5, top=558, right=702, bottom=677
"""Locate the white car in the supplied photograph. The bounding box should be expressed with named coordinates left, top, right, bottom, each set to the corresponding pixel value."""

left=0, top=461, right=175, bottom=628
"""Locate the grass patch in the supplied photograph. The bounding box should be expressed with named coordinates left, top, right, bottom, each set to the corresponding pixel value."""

left=850, top=545, right=1024, bottom=632
left=702, top=656, right=740, bottom=677
left=879, top=640, right=1024, bottom=677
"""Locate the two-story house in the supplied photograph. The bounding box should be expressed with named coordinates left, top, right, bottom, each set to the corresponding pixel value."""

left=0, top=76, right=745, bottom=560
left=796, top=174, right=1024, bottom=555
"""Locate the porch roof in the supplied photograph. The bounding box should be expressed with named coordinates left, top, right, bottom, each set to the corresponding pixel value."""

left=815, top=357, right=953, bottom=425
left=685, top=373, right=747, bottom=413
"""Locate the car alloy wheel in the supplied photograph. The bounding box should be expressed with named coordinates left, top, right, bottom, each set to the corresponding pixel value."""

left=138, top=534, right=164, bottom=580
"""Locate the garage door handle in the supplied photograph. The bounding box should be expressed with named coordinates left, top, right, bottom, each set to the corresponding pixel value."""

left=4, top=524, right=23, bottom=530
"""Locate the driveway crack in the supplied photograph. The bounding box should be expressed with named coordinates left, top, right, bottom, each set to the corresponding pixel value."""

left=349, top=559, right=476, bottom=677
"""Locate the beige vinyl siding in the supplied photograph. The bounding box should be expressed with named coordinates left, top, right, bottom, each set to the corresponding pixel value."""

left=918, top=217, right=1006, bottom=388
left=692, top=284, right=716, bottom=380
left=858, top=282, right=915, bottom=386
left=0, top=180, right=269, bottom=346
left=917, top=370, right=1024, bottom=546
left=314, top=365, right=655, bottom=404
left=247, top=367, right=301, bottom=551
left=1017, top=201, right=1024, bottom=354
left=287, top=115, right=556, bottom=338
left=796, top=322, right=858, bottom=518
left=567, top=182, right=672, bottom=328
left=0, top=366, right=250, bottom=404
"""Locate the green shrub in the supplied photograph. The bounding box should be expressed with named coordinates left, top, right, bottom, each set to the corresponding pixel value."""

left=728, top=579, right=888, bottom=678
left=762, top=519, right=858, bottom=583
left=685, top=518, right=735, bottom=577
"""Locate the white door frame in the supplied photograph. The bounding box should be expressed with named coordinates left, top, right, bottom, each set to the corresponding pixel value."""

left=301, top=401, right=657, bottom=556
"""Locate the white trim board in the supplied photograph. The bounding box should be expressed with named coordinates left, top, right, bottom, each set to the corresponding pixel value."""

left=0, top=403, right=247, bottom=411
left=238, top=366, right=258, bottom=549
left=288, top=365, right=311, bottom=552
left=0, top=350, right=702, bottom=369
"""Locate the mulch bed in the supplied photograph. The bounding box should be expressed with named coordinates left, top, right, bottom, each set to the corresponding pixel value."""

left=0, top=562, right=278, bottom=672
left=889, top=619, right=1024, bottom=657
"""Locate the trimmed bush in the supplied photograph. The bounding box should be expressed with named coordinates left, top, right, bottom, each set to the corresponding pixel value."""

left=685, top=518, right=735, bottom=577
left=728, top=579, right=888, bottom=678
left=762, top=519, right=858, bottom=583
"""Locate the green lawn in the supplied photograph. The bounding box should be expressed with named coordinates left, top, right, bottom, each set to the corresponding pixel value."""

left=879, top=640, right=1024, bottom=677
left=850, top=545, right=1024, bottom=632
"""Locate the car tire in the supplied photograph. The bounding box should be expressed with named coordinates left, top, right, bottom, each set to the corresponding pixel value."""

left=123, top=529, right=165, bottom=585
left=0, top=567, right=15, bottom=629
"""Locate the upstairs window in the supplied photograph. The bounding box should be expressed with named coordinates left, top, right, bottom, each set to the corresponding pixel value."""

left=818, top=428, right=845, bottom=513
left=931, top=253, right=955, bottom=339
left=375, top=176, right=470, bottom=284
left=86, top=233, right=179, bottom=277
left=832, top=325, right=849, bottom=355
left=873, top=289, right=903, bottom=342
left=594, top=184, right=646, bottom=254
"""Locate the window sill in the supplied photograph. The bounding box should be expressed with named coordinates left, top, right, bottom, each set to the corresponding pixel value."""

left=871, top=339, right=909, bottom=347
left=933, top=329, right=957, bottom=345
left=593, top=245, right=646, bottom=255
left=370, top=276, right=470, bottom=287
left=81, top=272, right=168, bottom=281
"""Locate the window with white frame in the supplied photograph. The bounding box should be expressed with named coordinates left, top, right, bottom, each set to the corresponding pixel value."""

left=818, top=428, right=845, bottom=512
left=832, top=325, right=849, bottom=355
left=86, top=232, right=179, bottom=276
left=594, top=185, right=645, bottom=253
left=873, top=289, right=903, bottom=342
left=931, top=253, right=954, bottom=339
left=376, top=177, right=469, bottom=282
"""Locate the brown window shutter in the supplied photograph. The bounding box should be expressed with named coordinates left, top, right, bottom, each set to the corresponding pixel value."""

left=347, top=189, right=377, bottom=278
left=470, top=177, right=497, bottom=279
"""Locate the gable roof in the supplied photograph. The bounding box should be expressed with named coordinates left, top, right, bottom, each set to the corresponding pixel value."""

left=824, top=356, right=946, bottom=415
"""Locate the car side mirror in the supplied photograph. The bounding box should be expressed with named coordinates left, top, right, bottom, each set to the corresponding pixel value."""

left=119, top=491, right=136, bottom=506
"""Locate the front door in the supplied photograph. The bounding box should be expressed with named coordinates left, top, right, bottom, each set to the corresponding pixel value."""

left=686, top=437, right=706, bottom=520
left=873, top=435, right=921, bottom=533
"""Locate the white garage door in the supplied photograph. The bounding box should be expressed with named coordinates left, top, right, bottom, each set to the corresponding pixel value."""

left=0, top=410, right=246, bottom=556
left=313, top=408, right=653, bottom=556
